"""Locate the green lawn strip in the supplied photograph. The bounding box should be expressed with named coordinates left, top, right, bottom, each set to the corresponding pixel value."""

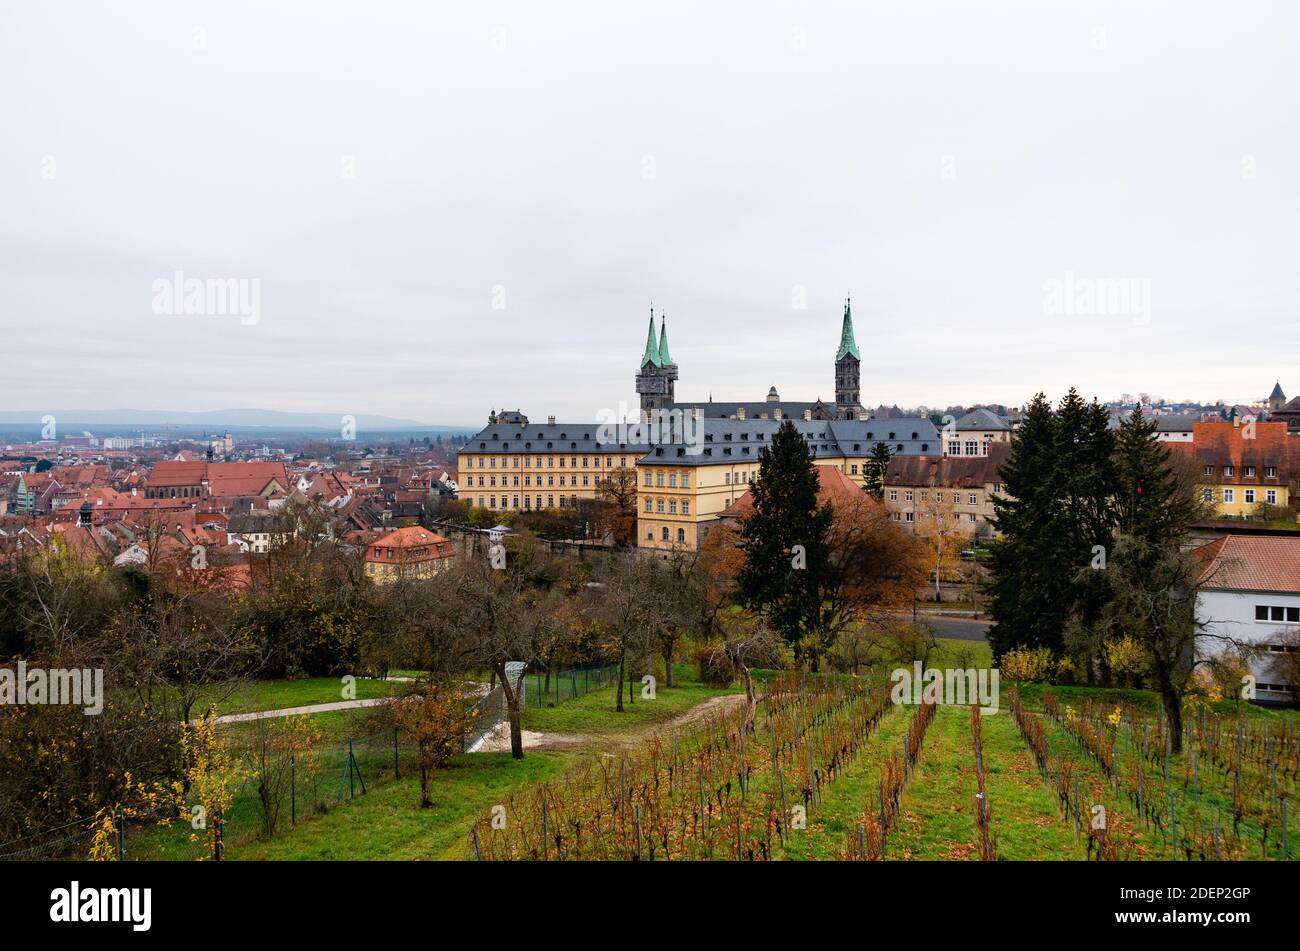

left=886, top=704, right=979, bottom=860
left=520, top=672, right=740, bottom=737
left=932, top=637, right=992, bottom=669
left=778, top=704, right=913, bottom=860
left=1013, top=682, right=1300, bottom=724
left=978, top=710, right=1087, bottom=860
left=231, top=750, right=578, bottom=860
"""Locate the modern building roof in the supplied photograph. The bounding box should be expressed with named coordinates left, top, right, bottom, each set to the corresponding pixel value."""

left=1195, top=535, right=1300, bottom=594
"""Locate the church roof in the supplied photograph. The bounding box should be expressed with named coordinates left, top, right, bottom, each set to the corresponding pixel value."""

left=658, top=317, right=673, bottom=366
left=835, top=299, right=860, bottom=362
left=1270, top=381, right=1286, bottom=400
left=640, top=312, right=661, bottom=368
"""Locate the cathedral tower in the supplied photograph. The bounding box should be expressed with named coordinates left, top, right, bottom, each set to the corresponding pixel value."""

left=635, top=309, right=677, bottom=421
left=834, top=297, right=861, bottom=417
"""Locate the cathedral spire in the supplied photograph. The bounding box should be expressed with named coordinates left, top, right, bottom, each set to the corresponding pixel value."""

left=640, top=307, right=661, bottom=367
left=658, top=314, right=673, bottom=366
left=835, top=296, right=860, bottom=362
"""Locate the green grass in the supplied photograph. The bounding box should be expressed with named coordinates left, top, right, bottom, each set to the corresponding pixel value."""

left=890, top=705, right=980, bottom=859
left=521, top=664, right=740, bottom=737
left=212, top=677, right=406, bottom=717
left=779, top=704, right=913, bottom=860
left=230, top=751, right=578, bottom=860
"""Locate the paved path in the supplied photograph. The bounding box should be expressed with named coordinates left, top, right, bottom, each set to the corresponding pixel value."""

left=207, top=697, right=393, bottom=725
left=914, top=614, right=992, bottom=642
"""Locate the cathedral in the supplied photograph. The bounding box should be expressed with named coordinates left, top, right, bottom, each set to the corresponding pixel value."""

left=636, top=299, right=866, bottom=423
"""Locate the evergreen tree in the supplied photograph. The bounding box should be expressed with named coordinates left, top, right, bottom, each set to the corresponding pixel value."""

left=1113, top=405, right=1203, bottom=545
left=862, top=441, right=893, bottom=499
left=737, top=421, right=832, bottom=667
left=988, top=393, right=1060, bottom=657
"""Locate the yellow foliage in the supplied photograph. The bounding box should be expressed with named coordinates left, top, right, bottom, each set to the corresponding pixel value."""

left=1000, top=646, right=1054, bottom=683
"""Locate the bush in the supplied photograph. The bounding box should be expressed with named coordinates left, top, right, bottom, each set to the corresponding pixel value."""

left=693, top=643, right=735, bottom=686
left=1000, top=646, right=1054, bottom=683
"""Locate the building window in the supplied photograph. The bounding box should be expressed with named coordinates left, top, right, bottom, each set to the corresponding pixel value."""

left=889, top=490, right=897, bottom=501
left=1245, top=465, right=1256, bottom=477
left=948, top=442, right=961, bottom=455
left=1224, top=489, right=1235, bottom=503
left=1245, top=489, right=1255, bottom=504
left=1266, top=466, right=1277, bottom=478
left=904, top=512, right=913, bottom=522
left=644, top=499, right=652, bottom=512
left=656, top=499, right=664, bottom=513
left=682, top=501, right=689, bottom=515
left=1224, top=465, right=1234, bottom=477
left=669, top=500, right=677, bottom=514
left=1203, top=466, right=1213, bottom=477
left=677, top=528, right=686, bottom=543
left=1256, top=605, right=1300, bottom=623
left=1267, top=490, right=1278, bottom=504
left=1203, top=488, right=1213, bottom=502
left=644, top=472, right=652, bottom=486
left=965, top=441, right=979, bottom=455
left=661, top=527, right=669, bottom=541
left=969, top=493, right=978, bottom=505
left=905, top=491, right=913, bottom=502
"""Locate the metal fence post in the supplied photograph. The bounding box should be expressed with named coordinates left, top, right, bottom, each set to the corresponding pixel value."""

left=394, top=726, right=400, bottom=779
left=116, top=805, right=125, bottom=861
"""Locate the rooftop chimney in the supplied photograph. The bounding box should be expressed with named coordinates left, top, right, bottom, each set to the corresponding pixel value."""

left=803, top=410, right=813, bottom=421
left=736, top=406, right=746, bottom=420
left=548, top=415, right=556, bottom=425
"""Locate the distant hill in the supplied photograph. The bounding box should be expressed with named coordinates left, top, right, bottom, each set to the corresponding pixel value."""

left=0, top=408, right=474, bottom=434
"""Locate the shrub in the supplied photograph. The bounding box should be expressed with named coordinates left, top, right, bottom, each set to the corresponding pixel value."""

left=693, top=642, right=735, bottom=686
left=1000, top=646, right=1054, bottom=683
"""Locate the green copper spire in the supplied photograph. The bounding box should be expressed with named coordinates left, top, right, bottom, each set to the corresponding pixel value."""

left=658, top=315, right=673, bottom=366
left=835, top=297, right=860, bottom=362
left=640, top=308, right=661, bottom=367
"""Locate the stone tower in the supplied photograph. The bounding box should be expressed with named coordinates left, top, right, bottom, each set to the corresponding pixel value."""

left=834, top=297, right=861, bottom=418
left=1268, top=381, right=1287, bottom=413
left=636, top=309, right=677, bottom=421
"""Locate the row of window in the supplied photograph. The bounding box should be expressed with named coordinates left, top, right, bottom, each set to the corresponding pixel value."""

left=466, top=455, right=629, bottom=469
left=890, top=490, right=982, bottom=505
left=468, top=473, right=601, bottom=488
left=1206, top=488, right=1278, bottom=504
left=478, top=495, right=580, bottom=510
left=945, top=440, right=990, bottom=456
left=1254, top=605, right=1300, bottom=623
left=645, top=526, right=688, bottom=544
left=894, top=511, right=981, bottom=523
left=1204, top=464, right=1278, bottom=479
left=644, top=471, right=691, bottom=488
left=643, top=498, right=690, bottom=515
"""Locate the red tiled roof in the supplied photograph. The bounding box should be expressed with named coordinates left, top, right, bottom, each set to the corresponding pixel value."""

left=1169, top=421, right=1293, bottom=485
left=146, top=461, right=208, bottom=487
left=720, top=465, right=865, bottom=519
left=365, top=526, right=455, bottom=563
left=1195, top=535, right=1300, bottom=594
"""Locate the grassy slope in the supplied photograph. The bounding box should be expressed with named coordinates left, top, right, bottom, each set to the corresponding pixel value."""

left=890, top=704, right=980, bottom=860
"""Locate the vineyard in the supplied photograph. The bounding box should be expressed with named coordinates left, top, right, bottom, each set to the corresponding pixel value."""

left=469, top=675, right=1298, bottom=861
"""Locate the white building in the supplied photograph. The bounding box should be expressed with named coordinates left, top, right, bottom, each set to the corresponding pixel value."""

left=1195, top=534, right=1300, bottom=702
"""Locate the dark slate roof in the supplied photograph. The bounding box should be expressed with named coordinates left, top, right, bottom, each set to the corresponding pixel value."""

left=467, top=423, right=651, bottom=454
left=637, top=417, right=941, bottom=467
left=1270, top=381, right=1286, bottom=400
left=670, top=400, right=842, bottom=420
left=953, top=408, right=1012, bottom=431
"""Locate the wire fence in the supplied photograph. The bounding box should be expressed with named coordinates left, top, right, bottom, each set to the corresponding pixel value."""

left=520, top=665, right=618, bottom=707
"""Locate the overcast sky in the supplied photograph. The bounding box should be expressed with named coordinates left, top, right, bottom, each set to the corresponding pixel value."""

left=3, top=1, right=1297, bottom=426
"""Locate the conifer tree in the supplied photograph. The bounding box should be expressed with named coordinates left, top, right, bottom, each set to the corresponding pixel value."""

left=738, top=421, right=832, bottom=667
left=862, top=441, right=893, bottom=499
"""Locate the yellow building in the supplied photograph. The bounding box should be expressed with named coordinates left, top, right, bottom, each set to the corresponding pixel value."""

left=1172, top=420, right=1293, bottom=519
left=363, top=526, right=455, bottom=583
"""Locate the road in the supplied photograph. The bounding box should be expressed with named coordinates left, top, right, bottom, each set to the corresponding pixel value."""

left=913, top=614, right=991, bottom=642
